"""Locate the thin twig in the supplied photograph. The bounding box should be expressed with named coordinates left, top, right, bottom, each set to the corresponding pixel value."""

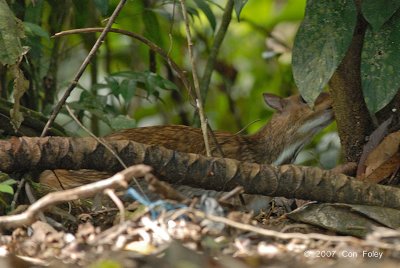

left=104, top=189, right=125, bottom=224
left=65, top=105, right=149, bottom=201
left=0, top=165, right=152, bottom=229
left=41, top=0, right=127, bottom=137
left=200, top=0, right=234, bottom=103
left=193, top=208, right=357, bottom=242
left=207, top=123, right=225, bottom=157
left=11, top=178, right=25, bottom=211
left=24, top=182, right=47, bottom=223
left=53, top=27, right=195, bottom=104
left=65, top=105, right=126, bottom=168
left=179, top=0, right=211, bottom=157
left=218, top=186, right=244, bottom=203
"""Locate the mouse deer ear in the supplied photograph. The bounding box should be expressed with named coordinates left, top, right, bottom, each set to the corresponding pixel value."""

left=263, top=93, right=285, bottom=112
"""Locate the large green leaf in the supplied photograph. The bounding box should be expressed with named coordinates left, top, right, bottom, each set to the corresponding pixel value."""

left=361, top=10, right=400, bottom=113
left=0, top=0, right=25, bottom=65
left=361, top=0, right=400, bottom=30
left=292, top=0, right=357, bottom=103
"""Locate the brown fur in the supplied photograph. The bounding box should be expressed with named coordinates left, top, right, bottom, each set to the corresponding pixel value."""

left=106, top=93, right=333, bottom=165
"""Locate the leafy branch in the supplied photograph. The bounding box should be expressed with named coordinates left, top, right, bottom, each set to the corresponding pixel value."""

left=41, top=0, right=128, bottom=136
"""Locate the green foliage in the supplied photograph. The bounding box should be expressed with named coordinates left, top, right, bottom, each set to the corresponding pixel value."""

left=361, top=9, right=400, bottom=113
left=233, top=0, right=248, bottom=21
left=68, top=71, right=178, bottom=131
left=292, top=0, right=357, bottom=104
left=111, top=71, right=178, bottom=97
left=0, top=0, right=30, bottom=130
left=142, top=9, right=164, bottom=46
left=0, top=173, right=17, bottom=208
left=23, top=22, right=50, bottom=39
left=361, top=0, right=400, bottom=30
left=293, top=0, right=400, bottom=113
left=0, top=178, right=16, bottom=195
left=0, top=0, right=25, bottom=66
left=94, top=0, right=109, bottom=16
left=89, top=259, right=122, bottom=268
left=194, top=0, right=216, bottom=31
left=1, top=0, right=337, bottom=164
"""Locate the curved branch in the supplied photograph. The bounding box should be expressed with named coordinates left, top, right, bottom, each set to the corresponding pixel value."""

left=0, top=165, right=152, bottom=229
left=54, top=27, right=195, bottom=103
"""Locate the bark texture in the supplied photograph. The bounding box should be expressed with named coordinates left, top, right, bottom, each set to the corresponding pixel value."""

left=329, top=8, right=373, bottom=163
left=1, top=137, right=400, bottom=209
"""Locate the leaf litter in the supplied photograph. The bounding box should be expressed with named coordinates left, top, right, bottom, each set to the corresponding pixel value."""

left=0, top=165, right=400, bottom=267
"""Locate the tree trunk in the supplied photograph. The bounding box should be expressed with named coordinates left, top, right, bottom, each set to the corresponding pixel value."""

left=329, top=4, right=373, bottom=163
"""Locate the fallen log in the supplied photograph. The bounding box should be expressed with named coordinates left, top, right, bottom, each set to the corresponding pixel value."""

left=0, top=136, right=399, bottom=209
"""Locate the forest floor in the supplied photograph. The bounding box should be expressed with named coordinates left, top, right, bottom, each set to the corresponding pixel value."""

left=0, top=165, right=399, bottom=268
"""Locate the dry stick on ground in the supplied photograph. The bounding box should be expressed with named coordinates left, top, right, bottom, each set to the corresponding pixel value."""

left=0, top=165, right=152, bottom=229
left=1, top=137, right=400, bottom=209
left=179, top=0, right=211, bottom=157
left=41, top=0, right=127, bottom=137
left=190, top=209, right=400, bottom=250
left=104, top=188, right=125, bottom=224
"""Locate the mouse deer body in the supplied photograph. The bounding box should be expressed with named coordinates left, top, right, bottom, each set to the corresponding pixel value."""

left=106, top=92, right=333, bottom=165
left=40, top=92, right=334, bottom=210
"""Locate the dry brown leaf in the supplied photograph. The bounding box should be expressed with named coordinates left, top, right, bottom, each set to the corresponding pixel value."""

left=362, top=131, right=400, bottom=183
left=364, top=152, right=400, bottom=184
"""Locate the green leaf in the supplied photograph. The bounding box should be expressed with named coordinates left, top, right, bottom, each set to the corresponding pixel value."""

left=71, top=0, right=88, bottom=28
left=194, top=0, right=216, bottom=31
left=186, top=6, right=200, bottom=20
left=1, top=179, right=17, bottom=185
left=108, top=115, right=136, bottom=131
left=0, top=184, right=14, bottom=195
left=23, top=22, right=49, bottom=39
left=142, top=9, right=163, bottom=47
left=234, top=0, right=248, bottom=21
left=105, top=76, right=121, bottom=94
left=0, top=0, right=25, bottom=65
left=68, top=90, right=110, bottom=124
left=79, top=91, right=107, bottom=110
left=361, top=0, right=400, bottom=30
left=292, top=0, right=357, bottom=104
left=118, top=79, right=136, bottom=100
left=361, top=10, right=400, bottom=113
left=111, top=71, right=178, bottom=95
